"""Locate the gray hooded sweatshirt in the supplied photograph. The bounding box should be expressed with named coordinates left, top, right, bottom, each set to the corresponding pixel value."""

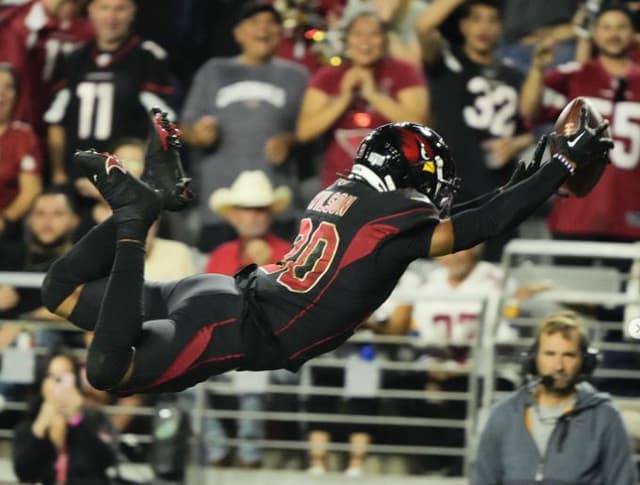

left=472, top=382, right=637, bottom=485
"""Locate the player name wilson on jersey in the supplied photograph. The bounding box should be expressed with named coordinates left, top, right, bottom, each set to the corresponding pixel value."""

left=307, top=189, right=358, bottom=217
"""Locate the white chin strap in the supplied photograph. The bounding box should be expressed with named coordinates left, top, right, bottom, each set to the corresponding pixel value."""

left=349, top=164, right=397, bottom=192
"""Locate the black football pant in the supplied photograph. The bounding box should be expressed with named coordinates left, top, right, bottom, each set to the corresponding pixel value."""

left=42, top=218, right=248, bottom=394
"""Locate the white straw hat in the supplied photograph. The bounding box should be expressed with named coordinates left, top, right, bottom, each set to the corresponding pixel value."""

left=209, top=170, right=292, bottom=216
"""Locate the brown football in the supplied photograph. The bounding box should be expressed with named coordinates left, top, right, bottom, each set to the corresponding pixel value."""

left=552, top=96, right=610, bottom=198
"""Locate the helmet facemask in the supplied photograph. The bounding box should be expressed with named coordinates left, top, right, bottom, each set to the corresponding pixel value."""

left=413, top=154, right=461, bottom=218
left=432, top=155, right=461, bottom=217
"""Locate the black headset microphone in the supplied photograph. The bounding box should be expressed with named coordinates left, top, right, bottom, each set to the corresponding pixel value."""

left=537, top=374, right=556, bottom=388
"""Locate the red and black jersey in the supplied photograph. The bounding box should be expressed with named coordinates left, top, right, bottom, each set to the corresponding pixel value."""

left=539, top=59, right=640, bottom=239
left=0, top=121, right=41, bottom=211
left=44, top=35, right=175, bottom=178
left=256, top=178, right=439, bottom=368
left=0, top=0, right=93, bottom=128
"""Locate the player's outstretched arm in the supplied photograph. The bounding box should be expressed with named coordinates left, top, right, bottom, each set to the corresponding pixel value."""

left=428, top=154, right=571, bottom=257
left=428, top=121, right=612, bottom=258
left=450, top=135, right=547, bottom=215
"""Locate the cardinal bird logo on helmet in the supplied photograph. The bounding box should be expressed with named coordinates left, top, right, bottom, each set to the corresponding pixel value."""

left=398, top=127, right=434, bottom=164
left=397, top=126, right=439, bottom=175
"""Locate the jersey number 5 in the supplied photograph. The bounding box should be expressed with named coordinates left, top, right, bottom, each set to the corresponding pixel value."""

left=263, top=218, right=340, bottom=293
left=586, top=97, right=640, bottom=170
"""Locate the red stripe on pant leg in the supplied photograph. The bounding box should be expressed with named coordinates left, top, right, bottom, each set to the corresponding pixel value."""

left=131, top=318, right=238, bottom=392
left=125, top=352, right=246, bottom=394
left=185, top=352, right=246, bottom=372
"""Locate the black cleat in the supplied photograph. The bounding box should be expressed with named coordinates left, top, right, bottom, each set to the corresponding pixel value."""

left=143, top=108, right=194, bottom=211
left=74, top=149, right=162, bottom=227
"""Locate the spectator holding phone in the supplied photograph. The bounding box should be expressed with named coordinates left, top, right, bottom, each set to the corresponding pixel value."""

left=12, top=350, right=117, bottom=485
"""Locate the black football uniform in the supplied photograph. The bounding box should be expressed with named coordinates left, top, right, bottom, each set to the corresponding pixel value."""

left=44, top=35, right=175, bottom=178
left=426, top=44, right=525, bottom=202
left=64, top=178, right=439, bottom=394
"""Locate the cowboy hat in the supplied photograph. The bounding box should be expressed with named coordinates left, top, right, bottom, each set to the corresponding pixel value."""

left=209, top=170, right=292, bottom=216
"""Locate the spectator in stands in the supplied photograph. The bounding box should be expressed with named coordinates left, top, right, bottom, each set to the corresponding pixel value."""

left=180, top=0, right=308, bottom=252
left=520, top=3, right=640, bottom=246
left=205, top=170, right=292, bottom=275
left=12, top=349, right=117, bottom=485
left=0, top=0, right=93, bottom=131
left=297, top=10, right=428, bottom=188
left=340, top=0, right=429, bottom=66
left=0, top=64, right=42, bottom=241
left=44, top=0, right=175, bottom=185
left=472, top=310, right=637, bottom=485
left=416, top=0, right=534, bottom=261
left=499, top=0, right=579, bottom=72
left=0, top=188, right=78, bottom=323
left=0, top=187, right=80, bottom=400
left=0, top=188, right=77, bottom=406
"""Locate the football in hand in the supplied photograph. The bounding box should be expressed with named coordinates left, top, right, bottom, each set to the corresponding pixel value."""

left=552, top=96, right=610, bottom=198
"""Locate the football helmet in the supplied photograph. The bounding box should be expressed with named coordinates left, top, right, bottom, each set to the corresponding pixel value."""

left=351, top=122, right=461, bottom=216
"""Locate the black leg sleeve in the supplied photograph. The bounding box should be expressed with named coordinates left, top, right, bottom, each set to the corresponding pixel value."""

left=41, top=218, right=116, bottom=312
left=451, top=157, right=570, bottom=253
left=86, top=240, right=146, bottom=390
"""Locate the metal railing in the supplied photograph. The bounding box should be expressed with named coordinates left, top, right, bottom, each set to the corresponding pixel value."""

left=2, top=240, right=640, bottom=479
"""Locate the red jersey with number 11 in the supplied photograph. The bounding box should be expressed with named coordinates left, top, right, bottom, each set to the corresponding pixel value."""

left=256, top=178, right=439, bottom=368
left=540, top=59, right=640, bottom=238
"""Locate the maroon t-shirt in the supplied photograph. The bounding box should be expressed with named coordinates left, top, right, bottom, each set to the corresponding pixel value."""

left=539, top=59, right=640, bottom=238
left=0, top=121, right=42, bottom=210
left=308, top=57, right=426, bottom=186
left=0, top=0, right=93, bottom=128
left=204, top=233, right=291, bottom=276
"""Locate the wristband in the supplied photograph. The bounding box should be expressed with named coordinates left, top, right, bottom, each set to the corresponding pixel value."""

left=553, top=153, right=575, bottom=175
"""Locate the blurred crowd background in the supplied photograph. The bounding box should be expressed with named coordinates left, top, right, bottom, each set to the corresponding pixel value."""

left=0, top=0, right=639, bottom=482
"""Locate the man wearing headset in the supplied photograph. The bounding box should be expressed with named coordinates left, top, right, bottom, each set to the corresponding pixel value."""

left=472, top=310, right=637, bottom=485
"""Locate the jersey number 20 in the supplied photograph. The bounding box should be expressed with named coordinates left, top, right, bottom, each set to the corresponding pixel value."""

left=264, top=218, right=339, bottom=293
